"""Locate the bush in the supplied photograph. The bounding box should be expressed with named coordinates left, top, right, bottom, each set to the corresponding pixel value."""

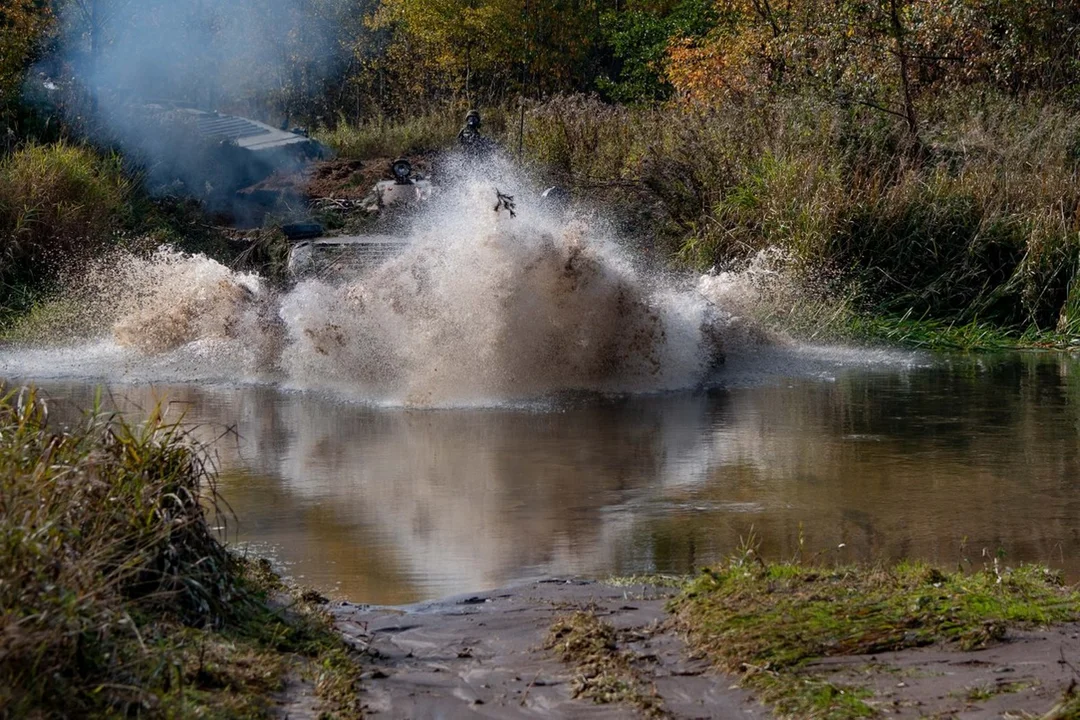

left=518, top=93, right=1080, bottom=334
left=0, top=142, right=132, bottom=285
left=0, top=388, right=237, bottom=714
left=0, top=388, right=363, bottom=718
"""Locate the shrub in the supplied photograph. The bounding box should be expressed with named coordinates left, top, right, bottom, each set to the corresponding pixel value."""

left=518, top=92, right=1080, bottom=334
left=0, top=142, right=132, bottom=285
left=0, top=388, right=365, bottom=718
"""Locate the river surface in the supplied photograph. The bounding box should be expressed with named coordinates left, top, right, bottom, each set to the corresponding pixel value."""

left=13, top=348, right=1080, bottom=604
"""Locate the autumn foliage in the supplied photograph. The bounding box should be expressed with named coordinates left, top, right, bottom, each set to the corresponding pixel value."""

left=3, top=0, right=1080, bottom=339
left=664, top=0, right=1080, bottom=119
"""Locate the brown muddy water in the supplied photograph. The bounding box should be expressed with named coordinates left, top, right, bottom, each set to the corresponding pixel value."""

left=15, top=349, right=1080, bottom=604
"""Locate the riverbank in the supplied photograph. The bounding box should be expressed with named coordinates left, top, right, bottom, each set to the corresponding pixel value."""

left=0, top=388, right=363, bottom=718
left=340, top=567, right=1080, bottom=719
left=5, top=384, right=1080, bottom=718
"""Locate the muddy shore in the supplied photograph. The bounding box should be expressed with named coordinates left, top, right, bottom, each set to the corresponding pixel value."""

left=308, top=578, right=1080, bottom=719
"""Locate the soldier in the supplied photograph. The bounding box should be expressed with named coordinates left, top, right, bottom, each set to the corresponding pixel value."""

left=458, top=109, right=494, bottom=161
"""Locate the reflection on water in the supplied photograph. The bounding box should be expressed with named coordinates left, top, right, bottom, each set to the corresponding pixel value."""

left=20, top=351, right=1080, bottom=603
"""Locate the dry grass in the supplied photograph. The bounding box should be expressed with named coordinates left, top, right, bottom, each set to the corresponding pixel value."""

left=0, top=387, right=362, bottom=718
left=316, top=106, right=514, bottom=160
left=546, top=610, right=666, bottom=717
left=518, top=93, right=1080, bottom=337
left=0, top=142, right=132, bottom=275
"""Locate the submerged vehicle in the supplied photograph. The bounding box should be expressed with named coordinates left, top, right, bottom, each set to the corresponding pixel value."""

left=286, top=154, right=569, bottom=281
left=286, top=158, right=432, bottom=279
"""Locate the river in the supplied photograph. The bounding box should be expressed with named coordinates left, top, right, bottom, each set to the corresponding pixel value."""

left=11, top=348, right=1079, bottom=604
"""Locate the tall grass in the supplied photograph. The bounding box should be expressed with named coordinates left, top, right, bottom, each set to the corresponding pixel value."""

left=0, top=142, right=132, bottom=274
left=0, top=388, right=361, bottom=718
left=517, top=93, right=1080, bottom=335
left=316, top=106, right=513, bottom=159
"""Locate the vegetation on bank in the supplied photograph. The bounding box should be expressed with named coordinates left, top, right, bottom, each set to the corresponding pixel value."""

left=546, top=611, right=666, bottom=717
left=0, top=141, right=240, bottom=323
left=0, top=387, right=362, bottom=718
left=320, top=92, right=1080, bottom=347
left=669, top=553, right=1080, bottom=719
left=4, top=96, right=1080, bottom=350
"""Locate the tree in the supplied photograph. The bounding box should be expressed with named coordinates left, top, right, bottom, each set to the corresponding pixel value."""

left=371, top=0, right=627, bottom=103
left=597, top=0, right=718, bottom=103
left=665, top=0, right=1080, bottom=118
left=0, top=0, right=53, bottom=131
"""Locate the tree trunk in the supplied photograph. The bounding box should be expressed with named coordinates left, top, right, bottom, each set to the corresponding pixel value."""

left=888, top=0, right=920, bottom=146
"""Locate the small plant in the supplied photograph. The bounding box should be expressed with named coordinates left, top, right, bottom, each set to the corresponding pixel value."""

left=0, top=142, right=132, bottom=276
left=546, top=610, right=665, bottom=716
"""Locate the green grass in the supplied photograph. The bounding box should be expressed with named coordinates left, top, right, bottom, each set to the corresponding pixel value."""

left=847, top=314, right=1080, bottom=351
left=1042, top=684, right=1080, bottom=720
left=0, top=387, right=362, bottom=718
left=0, top=142, right=239, bottom=332
left=671, top=558, right=1080, bottom=719
left=848, top=315, right=1023, bottom=351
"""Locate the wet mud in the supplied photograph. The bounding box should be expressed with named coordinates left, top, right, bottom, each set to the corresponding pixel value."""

left=811, top=626, right=1080, bottom=718
left=327, top=578, right=1080, bottom=719
left=332, top=579, right=763, bottom=719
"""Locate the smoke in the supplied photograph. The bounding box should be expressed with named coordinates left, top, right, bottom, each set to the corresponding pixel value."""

left=42, top=0, right=350, bottom=202
left=59, top=0, right=347, bottom=114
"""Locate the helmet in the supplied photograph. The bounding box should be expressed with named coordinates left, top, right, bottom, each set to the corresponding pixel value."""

left=391, top=157, right=413, bottom=183
left=465, top=109, right=481, bottom=128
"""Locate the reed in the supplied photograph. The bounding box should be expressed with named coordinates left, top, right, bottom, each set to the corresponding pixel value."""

left=518, top=93, right=1080, bottom=337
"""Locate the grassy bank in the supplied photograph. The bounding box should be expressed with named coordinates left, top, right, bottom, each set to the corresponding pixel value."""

left=527, top=94, right=1080, bottom=339
left=847, top=315, right=1080, bottom=351
left=0, top=387, right=362, bottom=718
left=0, top=141, right=238, bottom=325
left=318, top=94, right=1080, bottom=348
left=7, top=91, right=1080, bottom=351
left=670, top=555, right=1080, bottom=719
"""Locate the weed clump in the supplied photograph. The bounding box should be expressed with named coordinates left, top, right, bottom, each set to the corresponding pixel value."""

left=0, top=142, right=131, bottom=296
left=546, top=610, right=665, bottom=716
left=0, top=387, right=361, bottom=718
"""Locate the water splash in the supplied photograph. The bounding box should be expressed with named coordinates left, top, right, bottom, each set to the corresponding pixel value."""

left=1, top=176, right=786, bottom=405
left=277, top=184, right=728, bottom=404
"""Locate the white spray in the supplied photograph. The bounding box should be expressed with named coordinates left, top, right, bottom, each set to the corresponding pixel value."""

left=5, top=174, right=784, bottom=405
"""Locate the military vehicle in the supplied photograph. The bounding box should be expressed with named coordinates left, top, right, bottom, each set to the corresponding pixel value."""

left=122, top=102, right=326, bottom=220
left=285, top=151, right=569, bottom=282
left=286, top=157, right=432, bottom=280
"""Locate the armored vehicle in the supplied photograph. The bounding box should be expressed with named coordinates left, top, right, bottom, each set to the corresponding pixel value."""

left=287, top=158, right=431, bottom=279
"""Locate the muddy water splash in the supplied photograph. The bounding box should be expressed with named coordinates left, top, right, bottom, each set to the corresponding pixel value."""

left=12, top=179, right=782, bottom=404
left=277, top=184, right=737, bottom=404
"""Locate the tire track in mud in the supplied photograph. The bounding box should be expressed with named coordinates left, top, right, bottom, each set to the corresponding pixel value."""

left=331, top=579, right=766, bottom=719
